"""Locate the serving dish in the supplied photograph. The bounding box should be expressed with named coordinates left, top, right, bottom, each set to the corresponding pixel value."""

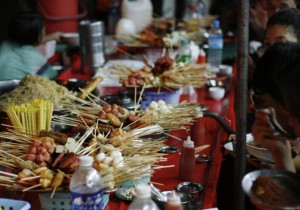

left=115, top=186, right=136, bottom=202
left=242, top=169, right=300, bottom=209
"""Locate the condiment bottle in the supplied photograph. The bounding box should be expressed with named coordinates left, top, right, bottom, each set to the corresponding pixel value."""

left=179, top=136, right=195, bottom=181
left=197, top=48, right=206, bottom=64
left=128, top=184, right=159, bottom=210
left=191, top=109, right=205, bottom=147
left=166, top=190, right=183, bottom=210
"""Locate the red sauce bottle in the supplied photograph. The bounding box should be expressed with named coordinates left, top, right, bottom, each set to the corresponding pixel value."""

left=179, top=136, right=195, bottom=181
left=166, top=190, right=183, bottom=210
left=191, top=112, right=205, bottom=147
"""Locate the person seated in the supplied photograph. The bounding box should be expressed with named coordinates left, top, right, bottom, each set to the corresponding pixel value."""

left=251, top=42, right=300, bottom=173
left=247, top=8, right=300, bottom=131
left=0, top=11, right=63, bottom=81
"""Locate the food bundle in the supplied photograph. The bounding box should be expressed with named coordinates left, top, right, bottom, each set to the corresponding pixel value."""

left=116, top=16, right=217, bottom=47
left=99, top=54, right=209, bottom=89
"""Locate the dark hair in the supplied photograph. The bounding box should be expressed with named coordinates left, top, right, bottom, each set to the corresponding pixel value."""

left=267, top=8, right=300, bottom=41
left=277, top=48, right=300, bottom=120
left=8, top=11, right=44, bottom=46
left=252, top=42, right=300, bottom=104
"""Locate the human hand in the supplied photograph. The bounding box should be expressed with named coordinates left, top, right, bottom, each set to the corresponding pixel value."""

left=252, top=108, right=293, bottom=155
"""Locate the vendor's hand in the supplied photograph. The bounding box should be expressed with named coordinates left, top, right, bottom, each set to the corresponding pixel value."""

left=252, top=109, right=296, bottom=171
left=42, top=32, right=64, bottom=43
left=252, top=109, right=288, bottom=152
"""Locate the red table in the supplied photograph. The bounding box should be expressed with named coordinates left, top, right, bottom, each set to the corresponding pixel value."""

left=106, top=79, right=236, bottom=209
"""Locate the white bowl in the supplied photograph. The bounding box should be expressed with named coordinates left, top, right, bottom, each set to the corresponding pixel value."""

left=246, top=140, right=273, bottom=162
left=219, top=64, right=233, bottom=76
left=209, top=87, right=225, bottom=100
left=62, top=33, right=79, bottom=47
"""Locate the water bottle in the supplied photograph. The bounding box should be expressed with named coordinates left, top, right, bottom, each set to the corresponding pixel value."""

left=183, top=1, right=201, bottom=32
left=176, top=39, right=192, bottom=64
left=208, top=20, right=223, bottom=49
left=70, top=155, right=105, bottom=210
left=128, top=184, right=159, bottom=210
left=108, top=0, right=120, bottom=34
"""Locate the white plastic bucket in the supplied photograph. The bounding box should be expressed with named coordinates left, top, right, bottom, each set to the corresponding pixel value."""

left=121, top=0, right=153, bottom=33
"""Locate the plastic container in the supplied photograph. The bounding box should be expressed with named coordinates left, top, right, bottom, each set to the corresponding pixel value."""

left=128, top=184, right=159, bottom=210
left=121, top=0, right=153, bottom=33
left=197, top=48, right=206, bottom=64
left=191, top=110, right=205, bottom=147
left=0, top=198, right=30, bottom=210
left=166, top=191, right=183, bottom=210
left=141, top=89, right=181, bottom=109
left=176, top=40, right=192, bottom=64
left=183, top=2, right=201, bottom=32
left=208, top=20, right=223, bottom=50
left=178, top=136, right=195, bottom=181
left=70, top=155, right=105, bottom=210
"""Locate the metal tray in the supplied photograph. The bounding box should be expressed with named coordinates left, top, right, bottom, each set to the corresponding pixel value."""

left=242, top=169, right=300, bottom=209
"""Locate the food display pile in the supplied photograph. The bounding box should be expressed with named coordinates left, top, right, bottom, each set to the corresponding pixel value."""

left=0, top=75, right=204, bottom=196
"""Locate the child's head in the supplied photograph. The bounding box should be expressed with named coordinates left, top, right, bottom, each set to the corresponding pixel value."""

left=8, top=11, right=44, bottom=46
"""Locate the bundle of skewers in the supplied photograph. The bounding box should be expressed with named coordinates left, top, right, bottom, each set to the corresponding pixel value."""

left=0, top=110, right=170, bottom=193
left=97, top=50, right=211, bottom=89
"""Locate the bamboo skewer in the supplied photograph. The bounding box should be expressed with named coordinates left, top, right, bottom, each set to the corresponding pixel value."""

left=23, top=183, right=41, bottom=192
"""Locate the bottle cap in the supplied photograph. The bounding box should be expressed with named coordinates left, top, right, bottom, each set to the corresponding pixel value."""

left=183, top=136, right=194, bottom=148
left=213, top=20, right=220, bottom=27
left=181, top=39, right=189, bottom=45
left=167, top=190, right=181, bottom=205
left=135, top=184, right=151, bottom=199
left=79, top=155, right=93, bottom=167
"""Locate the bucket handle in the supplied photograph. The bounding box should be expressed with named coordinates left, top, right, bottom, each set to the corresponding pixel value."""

left=37, top=0, right=87, bottom=21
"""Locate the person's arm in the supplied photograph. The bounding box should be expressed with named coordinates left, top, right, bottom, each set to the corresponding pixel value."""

left=41, top=32, right=63, bottom=43
left=252, top=109, right=296, bottom=172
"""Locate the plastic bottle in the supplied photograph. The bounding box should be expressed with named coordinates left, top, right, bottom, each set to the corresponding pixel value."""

left=191, top=109, right=205, bottom=147
left=208, top=20, right=223, bottom=49
left=196, top=0, right=207, bottom=16
left=108, top=0, right=120, bottom=34
left=128, top=184, right=159, bottom=210
left=70, top=155, right=105, bottom=210
left=176, top=39, right=192, bottom=64
left=166, top=190, right=183, bottom=210
left=183, top=1, right=201, bottom=32
left=197, top=48, right=206, bottom=64
left=178, top=136, right=195, bottom=181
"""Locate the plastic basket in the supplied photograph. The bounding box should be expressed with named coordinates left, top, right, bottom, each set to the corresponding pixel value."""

left=39, top=192, right=110, bottom=210
left=141, top=89, right=181, bottom=109
left=0, top=198, right=31, bottom=210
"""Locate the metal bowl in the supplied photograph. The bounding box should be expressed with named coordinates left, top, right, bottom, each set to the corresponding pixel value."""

left=242, top=169, right=300, bottom=210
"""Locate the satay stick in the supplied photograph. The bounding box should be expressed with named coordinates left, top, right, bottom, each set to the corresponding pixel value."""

left=51, top=185, right=58, bottom=199
left=195, top=144, right=210, bottom=153
left=23, top=183, right=41, bottom=192
left=150, top=182, right=164, bottom=186
left=0, top=171, right=18, bottom=178
left=21, top=175, right=41, bottom=181
left=152, top=165, right=175, bottom=170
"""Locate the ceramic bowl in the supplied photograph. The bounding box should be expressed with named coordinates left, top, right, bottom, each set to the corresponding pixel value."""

left=246, top=140, right=273, bottom=162
left=62, top=33, right=79, bottom=47
left=209, top=87, right=225, bottom=100
left=219, top=64, right=233, bottom=76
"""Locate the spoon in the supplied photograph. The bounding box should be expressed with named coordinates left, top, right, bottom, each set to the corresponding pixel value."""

left=150, top=183, right=166, bottom=201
